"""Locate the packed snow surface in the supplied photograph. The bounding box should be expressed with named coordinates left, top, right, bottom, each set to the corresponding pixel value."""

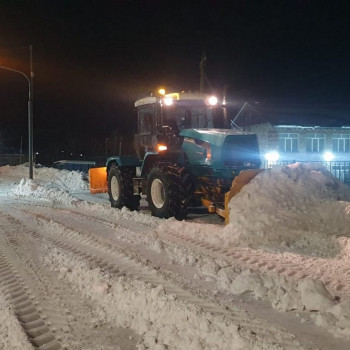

left=1, top=163, right=350, bottom=349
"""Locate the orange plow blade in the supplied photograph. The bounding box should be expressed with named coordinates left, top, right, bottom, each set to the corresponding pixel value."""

left=224, top=169, right=264, bottom=224
left=89, top=167, right=108, bottom=194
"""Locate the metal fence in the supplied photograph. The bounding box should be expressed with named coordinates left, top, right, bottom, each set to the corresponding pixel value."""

left=261, top=160, right=350, bottom=186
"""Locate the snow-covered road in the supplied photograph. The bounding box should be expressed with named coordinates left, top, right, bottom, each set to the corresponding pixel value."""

left=1, top=164, right=350, bottom=350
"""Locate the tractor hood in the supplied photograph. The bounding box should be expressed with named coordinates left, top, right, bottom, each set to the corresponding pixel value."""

left=180, top=128, right=249, bottom=147
left=180, top=128, right=261, bottom=177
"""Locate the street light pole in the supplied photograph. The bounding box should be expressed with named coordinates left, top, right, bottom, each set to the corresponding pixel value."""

left=28, top=45, right=34, bottom=179
left=0, top=45, right=34, bottom=179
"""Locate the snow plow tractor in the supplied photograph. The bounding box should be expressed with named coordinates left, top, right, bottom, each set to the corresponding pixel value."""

left=89, top=91, right=262, bottom=223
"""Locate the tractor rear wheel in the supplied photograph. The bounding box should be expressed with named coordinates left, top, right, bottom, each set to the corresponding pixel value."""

left=147, top=163, right=192, bottom=220
left=108, top=165, right=140, bottom=211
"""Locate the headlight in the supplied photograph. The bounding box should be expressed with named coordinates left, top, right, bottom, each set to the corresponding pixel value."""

left=265, top=151, right=280, bottom=162
left=163, top=97, right=173, bottom=106
left=323, top=152, right=335, bottom=161
left=207, top=95, right=218, bottom=106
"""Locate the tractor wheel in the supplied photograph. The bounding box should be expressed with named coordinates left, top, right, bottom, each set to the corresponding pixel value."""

left=147, top=163, right=192, bottom=220
left=108, top=165, right=140, bottom=210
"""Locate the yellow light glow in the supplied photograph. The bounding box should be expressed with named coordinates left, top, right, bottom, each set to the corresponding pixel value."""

left=165, top=92, right=180, bottom=100
left=202, top=142, right=211, bottom=160
left=158, top=88, right=166, bottom=95
left=157, top=144, right=168, bottom=152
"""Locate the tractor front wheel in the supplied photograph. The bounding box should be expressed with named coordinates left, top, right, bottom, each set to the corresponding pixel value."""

left=108, top=165, right=140, bottom=211
left=147, top=164, right=191, bottom=220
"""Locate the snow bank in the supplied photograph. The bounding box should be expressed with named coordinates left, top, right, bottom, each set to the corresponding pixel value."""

left=10, top=178, right=80, bottom=206
left=225, top=163, right=350, bottom=255
left=45, top=168, right=88, bottom=191
left=1, top=164, right=88, bottom=205
left=0, top=165, right=88, bottom=192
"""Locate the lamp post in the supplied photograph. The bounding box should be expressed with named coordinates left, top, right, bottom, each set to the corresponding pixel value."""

left=0, top=45, right=34, bottom=179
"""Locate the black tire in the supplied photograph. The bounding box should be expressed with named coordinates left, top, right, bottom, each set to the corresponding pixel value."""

left=108, top=165, right=140, bottom=211
left=146, top=163, right=192, bottom=220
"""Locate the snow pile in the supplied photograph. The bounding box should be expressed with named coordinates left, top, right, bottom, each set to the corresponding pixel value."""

left=41, top=167, right=88, bottom=191
left=225, top=163, right=350, bottom=254
left=10, top=178, right=80, bottom=206
left=1, top=164, right=88, bottom=205
left=0, top=165, right=88, bottom=192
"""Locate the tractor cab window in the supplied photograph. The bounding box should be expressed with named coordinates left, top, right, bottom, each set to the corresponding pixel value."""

left=138, top=106, right=153, bottom=135
left=190, top=108, right=212, bottom=128
left=164, top=106, right=214, bottom=130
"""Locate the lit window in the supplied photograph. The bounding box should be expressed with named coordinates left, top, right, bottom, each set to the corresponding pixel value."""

left=332, top=134, right=350, bottom=153
left=279, top=133, right=298, bottom=152
left=306, top=133, right=325, bottom=153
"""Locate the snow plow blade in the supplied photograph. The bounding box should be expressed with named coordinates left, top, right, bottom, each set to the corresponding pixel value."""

left=89, top=167, right=108, bottom=194
left=224, top=169, right=264, bottom=224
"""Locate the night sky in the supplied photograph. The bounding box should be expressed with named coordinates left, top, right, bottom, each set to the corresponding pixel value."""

left=0, top=1, right=349, bottom=164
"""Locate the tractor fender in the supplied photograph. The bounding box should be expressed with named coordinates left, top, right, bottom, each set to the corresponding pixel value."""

left=106, top=155, right=141, bottom=171
left=141, top=151, right=184, bottom=177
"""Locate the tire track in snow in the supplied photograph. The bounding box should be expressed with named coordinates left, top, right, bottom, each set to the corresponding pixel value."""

left=0, top=240, right=60, bottom=350
left=0, top=211, right=140, bottom=350
left=51, top=205, right=350, bottom=300
left=16, top=207, right=311, bottom=350
left=21, top=205, right=350, bottom=344
left=160, top=230, right=350, bottom=300
left=9, top=204, right=350, bottom=349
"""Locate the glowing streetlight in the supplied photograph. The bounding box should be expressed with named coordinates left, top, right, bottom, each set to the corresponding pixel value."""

left=323, top=151, right=335, bottom=162
left=0, top=45, right=34, bottom=179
